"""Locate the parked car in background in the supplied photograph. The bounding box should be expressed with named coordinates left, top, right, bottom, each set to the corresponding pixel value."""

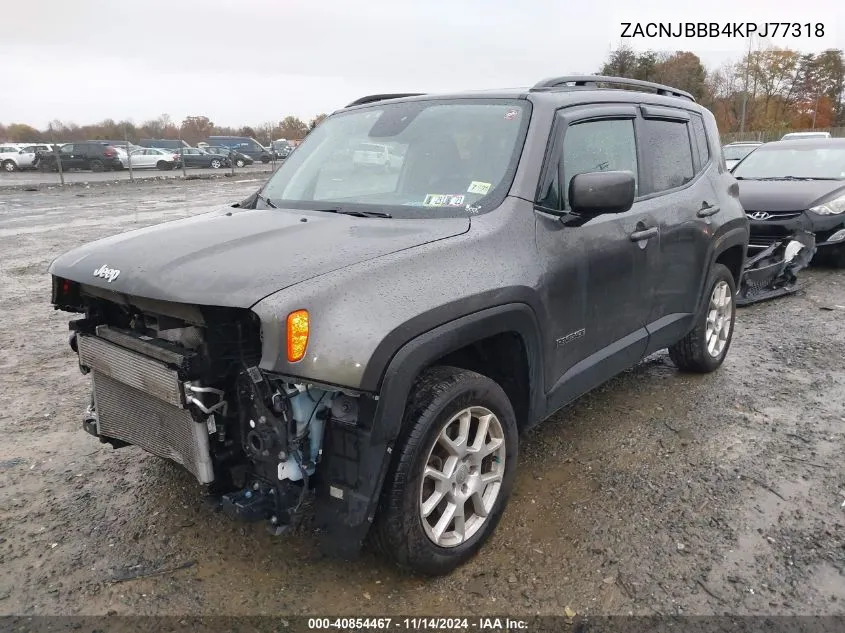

left=139, top=139, right=191, bottom=150
left=176, top=147, right=231, bottom=169
left=2, top=143, right=54, bottom=172
left=204, top=136, right=272, bottom=163
left=732, top=137, right=845, bottom=265
left=204, top=145, right=254, bottom=167
left=271, top=139, right=293, bottom=159
left=352, top=142, right=392, bottom=170
left=723, top=141, right=762, bottom=170
left=1, top=144, right=25, bottom=172
left=128, top=147, right=181, bottom=170
left=36, top=142, right=123, bottom=172
left=781, top=131, right=832, bottom=141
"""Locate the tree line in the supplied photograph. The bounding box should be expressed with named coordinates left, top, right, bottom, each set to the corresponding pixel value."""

left=599, top=45, right=844, bottom=132
left=0, top=113, right=329, bottom=145
left=3, top=44, right=843, bottom=143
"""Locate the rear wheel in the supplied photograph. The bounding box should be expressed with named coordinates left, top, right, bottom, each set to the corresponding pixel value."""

left=261, top=156, right=270, bottom=163
left=2, top=160, right=17, bottom=173
left=156, top=161, right=173, bottom=171
left=90, top=160, right=104, bottom=172
left=372, top=366, right=518, bottom=576
left=669, top=263, right=736, bottom=373
left=210, top=159, right=222, bottom=169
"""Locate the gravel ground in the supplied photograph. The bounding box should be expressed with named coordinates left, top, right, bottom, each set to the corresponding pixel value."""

left=0, top=178, right=843, bottom=618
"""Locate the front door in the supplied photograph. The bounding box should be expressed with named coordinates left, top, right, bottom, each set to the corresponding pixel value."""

left=535, top=107, right=661, bottom=411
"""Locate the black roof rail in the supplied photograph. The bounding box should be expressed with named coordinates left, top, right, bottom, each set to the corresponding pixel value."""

left=345, top=93, right=426, bottom=108
left=531, top=75, right=695, bottom=102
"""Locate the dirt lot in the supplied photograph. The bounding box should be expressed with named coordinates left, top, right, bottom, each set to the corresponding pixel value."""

left=0, top=178, right=843, bottom=618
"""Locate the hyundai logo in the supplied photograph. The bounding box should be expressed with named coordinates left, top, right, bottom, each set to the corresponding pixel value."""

left=747, top=211, right=772, bottom=220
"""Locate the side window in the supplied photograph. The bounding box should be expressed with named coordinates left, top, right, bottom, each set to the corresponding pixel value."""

left=61, top=144, right=74, bottom=153
left=641, top=119, right=694, bottom=194
left=690, top=114, right=710, bottom=168
left=562, top=119, right=638, bottom=209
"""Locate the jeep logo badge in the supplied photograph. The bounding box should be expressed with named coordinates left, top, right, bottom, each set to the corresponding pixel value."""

left=93, top=264, right=120, bottom=283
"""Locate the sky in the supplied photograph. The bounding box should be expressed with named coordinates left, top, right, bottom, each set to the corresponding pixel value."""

left=2, top=0, right=843, bottom=128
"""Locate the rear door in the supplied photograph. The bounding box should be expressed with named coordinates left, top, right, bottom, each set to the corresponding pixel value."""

left=637, top=106, right=719, bottom=353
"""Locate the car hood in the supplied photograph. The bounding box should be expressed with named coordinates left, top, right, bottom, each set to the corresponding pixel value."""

left=49, top=206, right=470, bottom=308
left=737, top=179, right=845, bottom=212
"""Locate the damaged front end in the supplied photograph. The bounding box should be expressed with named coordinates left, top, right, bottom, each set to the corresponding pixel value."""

left=56, top=281, right=376, bottom=543
left=737, top=231, right=816, bottom=307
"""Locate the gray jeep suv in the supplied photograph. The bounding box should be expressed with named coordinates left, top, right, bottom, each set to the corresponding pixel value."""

left=49, top=76, right=748, bottom=575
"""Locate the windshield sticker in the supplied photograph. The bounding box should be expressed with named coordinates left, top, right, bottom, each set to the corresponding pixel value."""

left=424, top=194, right=465, bottom=207
left=467, top=181, right=492, bottom=195
left=504, top=108, right=519, bottom=120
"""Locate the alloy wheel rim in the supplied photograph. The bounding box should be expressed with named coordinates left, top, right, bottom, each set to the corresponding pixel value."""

left=705, top=280, right=733, bottom=358
left=419, top=406, right=506, bottom=548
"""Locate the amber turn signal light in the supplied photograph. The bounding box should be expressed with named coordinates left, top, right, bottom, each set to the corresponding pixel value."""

left=286, top=310, right=310, bottom=362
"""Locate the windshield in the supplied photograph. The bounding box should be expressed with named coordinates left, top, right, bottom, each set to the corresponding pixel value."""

left=259, top=99, right=530, bottom=217
left=732, top=145, right=845, bottom=180
left=723, top=145, right=758, bottom=161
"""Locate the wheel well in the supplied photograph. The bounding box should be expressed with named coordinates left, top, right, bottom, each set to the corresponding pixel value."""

left=716, top=245, right=744, bottom=285
left=430, top=332, right=530, bottom=431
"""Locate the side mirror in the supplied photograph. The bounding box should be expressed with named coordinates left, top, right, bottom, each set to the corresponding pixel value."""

left=569, top=170, right=636, bottom=215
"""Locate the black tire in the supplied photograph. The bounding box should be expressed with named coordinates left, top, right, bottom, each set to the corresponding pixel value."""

left=261, top=156, right=270, bottom=164
left=819, top=244, right=845, bottom=269
left=210, top=159, right=222, bottom=169
left=669, top=263, right=737, bottom=373
left=371, top=366, right=518, bottom=576
left=90, top=160, right=104, bottom=173
left=235, top=159, right=245, bottom=168
left=156, top=161, right=172, bottom=171
left=2, top=160, right=17, bottom=173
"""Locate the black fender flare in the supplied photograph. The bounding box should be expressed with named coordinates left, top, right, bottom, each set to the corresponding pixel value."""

left=372, top=302, right=545, bottom=443
left=314, top=302, right=545, bottom=557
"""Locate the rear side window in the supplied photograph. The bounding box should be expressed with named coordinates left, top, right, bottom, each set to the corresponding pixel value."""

left=562, top=119, right=638, bottom=208
left=690, top=114, right=710, bottom=167
left=641, top=120, right=694, bottom=194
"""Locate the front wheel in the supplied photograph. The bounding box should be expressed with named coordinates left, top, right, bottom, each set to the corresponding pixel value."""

left=235, top=159, right=245, bottom=168
left=209, top=159, right=222, bottom=169
left=2, top=160, right=17, bottom=173
left=669, top=263, right=737, bottom=373
left=371, top=366, right=518, bottom=575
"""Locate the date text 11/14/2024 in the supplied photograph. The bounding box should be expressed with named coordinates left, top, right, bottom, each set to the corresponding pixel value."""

left=307, top=617, right=531, bottom=630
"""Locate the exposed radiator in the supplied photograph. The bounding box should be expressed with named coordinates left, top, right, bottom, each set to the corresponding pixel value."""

left=78, top=334, right=215, bottom=484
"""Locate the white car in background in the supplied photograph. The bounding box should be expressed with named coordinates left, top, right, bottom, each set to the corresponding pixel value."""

left=352, top=142, right=391, bottom=170
left=781, top=131, right=832, bottom=141
left=127, top=147, right=180, bottom=170
left=1, top=144, right=24, bottom=172
left=1, top=143, right=55, bottom=172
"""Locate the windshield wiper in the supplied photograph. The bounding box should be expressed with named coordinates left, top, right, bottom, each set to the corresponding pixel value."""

left=255, top=193, right=276, bottom=208
left=313, top=208, right=392, bottom=218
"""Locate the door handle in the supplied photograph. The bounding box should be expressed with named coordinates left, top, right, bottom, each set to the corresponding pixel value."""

left=697, top=202, right=721, bottom=218
left=630, top=227, right=658, bottom=242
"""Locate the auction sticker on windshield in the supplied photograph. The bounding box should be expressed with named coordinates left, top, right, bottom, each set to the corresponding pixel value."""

left=467, top=181, right=491, bottom=195
left=423, top=194, right=465, bottom=207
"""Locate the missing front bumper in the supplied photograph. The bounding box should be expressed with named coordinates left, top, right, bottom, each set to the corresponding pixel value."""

left=738, top=231, right=816, bottom=306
